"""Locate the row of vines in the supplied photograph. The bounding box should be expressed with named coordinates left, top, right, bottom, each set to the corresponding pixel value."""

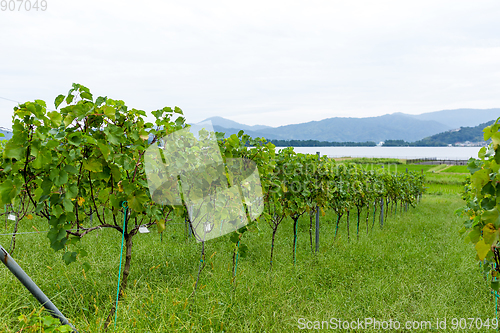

left=0, top=84, right=425, bottom=329
left=457, top=117, right=500, bottom=290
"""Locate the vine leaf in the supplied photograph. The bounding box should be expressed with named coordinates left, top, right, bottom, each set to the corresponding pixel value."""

left=127, top=192, right=148, bottom=212
left=475, top=239, right=490, bottom=261
left=157, top=219, right=165, bottom=233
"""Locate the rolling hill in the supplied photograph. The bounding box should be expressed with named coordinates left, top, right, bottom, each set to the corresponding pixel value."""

left=414, top=120, right=496, bottom=146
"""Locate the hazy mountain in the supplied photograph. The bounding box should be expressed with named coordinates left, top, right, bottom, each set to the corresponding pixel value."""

left=211, top=109, right=499, bottom=142
left=211, top=125, right=281, bottom=139
left=0, top=127, right=12, bottom=140
left=200, top=116, right=272, bottom=131
left=405, top=108, right=500, bottom=129
left=212, top=114, right=449, bottom=142
left=257, top=114, right=449, bottom=142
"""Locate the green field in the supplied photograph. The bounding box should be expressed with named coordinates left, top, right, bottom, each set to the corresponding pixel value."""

left=1, top=171, right=496, bottom=332
left=354, top=163, right=434, bottom=174
left=441, top=165, right=469, bottom=173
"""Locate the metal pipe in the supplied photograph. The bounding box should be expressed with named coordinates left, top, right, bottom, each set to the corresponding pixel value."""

left=0, top=245, right=77, bottom=331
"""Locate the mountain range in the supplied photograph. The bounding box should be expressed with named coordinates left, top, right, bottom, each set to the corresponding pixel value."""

left=0, top=127, right=12, bottom=140
left=204, top=108, right=499, bottom=143
left=0, top=108, right=497, bottom=144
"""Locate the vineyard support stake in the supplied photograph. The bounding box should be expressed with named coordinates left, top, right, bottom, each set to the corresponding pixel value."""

left=0, top=245, right=77, bottom=331
left=315, top=152, right=320, bottom=252
left=380, top=198, right=384, bottom=228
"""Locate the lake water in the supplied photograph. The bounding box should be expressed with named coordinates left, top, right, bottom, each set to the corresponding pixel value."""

left=275, top=146, right=482, bottom=160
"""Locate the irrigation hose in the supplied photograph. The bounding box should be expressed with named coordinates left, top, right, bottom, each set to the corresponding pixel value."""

left=234, top=241, right=240, bottom=277
left=334, top=215, right=340, bottom=238
left=114, top=201, right=128, bottom=328
left=372, top=203, right=376, bottom=227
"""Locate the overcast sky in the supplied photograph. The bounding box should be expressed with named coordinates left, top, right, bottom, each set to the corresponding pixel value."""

left=1, top=0, right=500, bottom=129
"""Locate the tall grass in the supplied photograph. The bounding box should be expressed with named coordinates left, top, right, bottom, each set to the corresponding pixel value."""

left=0, top=173, right=493, bottom=332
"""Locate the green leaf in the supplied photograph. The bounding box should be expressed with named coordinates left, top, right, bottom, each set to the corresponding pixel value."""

left=98, top=188, right=110, bottom=202
left=82, top=262, right=91, bottom=272
left=109, top=164, right=121, bottom=179
left=467, top=158, right=482, bottom=175
left=471, top=169, right=490, bottom=192
left=103, top=106, right=116, bottom=120
left=95, top=96, right=106, bottom=106
left=34, top=99, right=46, bottom=107
left=68, top=133, right=82, bottom=146
left=34, top=187, right=44, bottom=201
left=475, top=239, right=491, bottom=261
left=83, top=159, right=103, bottom=172
left=59, top=325, right=74, bottom=332
left=482, top=208, right=500, bottom=228
left=104, top=126, right=122, bottom=145
left=0, top=179, right=22, bottom=205
left=157, top=219, right=165, bottom=233
left=97, top=142, right=111, bottom=161
left=239, top=244, right=248, bottom=258
left=78, top=249, right=88, bottom=257
left=55, top=94, right=65, bottom=108
left=65, top=94, right=74, bottom=105
left=62, top=197, right=73, bottom=212
left=481, top=197, right=496, bottom=210
left=64, top=165, right=79, bottom=174
left=47, top=227, right=67, bottom=251
left=483, top=223, right=499, bottom=245
left=41, top=179, right=53, bottom=194
left=63, top=114, right=76, bottom=127
left=228, top=134, right=239, bottom=147
left=3, top=140, right=23, bottom=160
left=62, top=251, right=77, bottom=265
left=54, top=170, right=68, bottom=186
left=492, top=281, right=500, bottom=291
left=33, top=150, right=52, bottom=169
left=482, top=182, right=497, bottom=196
left=67, top=235, right=80, bottom=245
left=127, top=192, right=149, bottom=212
left=47, top=111, right=63, bottom=127
left=492, top=132, right=500, bottom=150
left=52, top=205, right=63, bottom=218
left=139, top=129, right=149, bottom=141
left=80, top=91, right=93, bottom=101
left=230, top=232, right=240, bottom=244
left=82, top=134, right=96, bottom=145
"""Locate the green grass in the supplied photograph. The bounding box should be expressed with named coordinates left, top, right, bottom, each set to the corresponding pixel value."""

left=337, top=157, right=403, bottom=165
left=0, top=173, right=494, bottom=332
left=427, top=164, right=450, bottom=173
left=441, top=165, right=469, bottom=173
left=335, top=160, right=466, bottom=176
left=425, top=173, right=467, bottom=185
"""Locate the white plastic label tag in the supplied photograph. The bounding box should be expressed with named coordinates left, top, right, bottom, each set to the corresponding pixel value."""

left=8, top=214, right=16, bottom=221
left=138, top=226, right=150, bottom=234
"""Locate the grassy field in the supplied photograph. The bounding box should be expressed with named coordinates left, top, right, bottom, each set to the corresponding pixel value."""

left=355, top=163, right=434, bottom=174
left=441, top=165, right=469, bottom=173
left=0, top=170, right=495, bottom=332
